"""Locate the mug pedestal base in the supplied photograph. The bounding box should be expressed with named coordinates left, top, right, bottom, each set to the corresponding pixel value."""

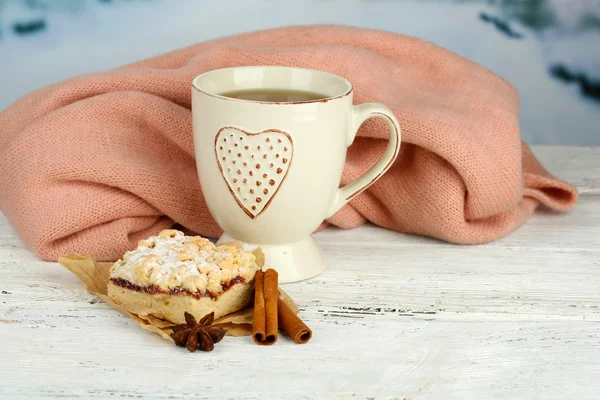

left=216, top=233, right=326, bottom=284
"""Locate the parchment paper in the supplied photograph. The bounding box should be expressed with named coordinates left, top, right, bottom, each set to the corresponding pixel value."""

left=58, top=252, right=298, bottom=341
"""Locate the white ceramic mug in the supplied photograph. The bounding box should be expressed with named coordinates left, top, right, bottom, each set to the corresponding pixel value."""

left=192, top=66, right=401, bottom=283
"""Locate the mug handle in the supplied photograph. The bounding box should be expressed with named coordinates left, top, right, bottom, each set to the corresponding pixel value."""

left=326, top=103, right=402, bottom=217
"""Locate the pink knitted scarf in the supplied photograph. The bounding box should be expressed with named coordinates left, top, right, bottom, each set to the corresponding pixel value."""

left=0, top=26, right=578, bottom=261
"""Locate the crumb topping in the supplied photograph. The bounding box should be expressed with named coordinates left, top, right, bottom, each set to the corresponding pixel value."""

left=109, top=229, right=260, bottom=296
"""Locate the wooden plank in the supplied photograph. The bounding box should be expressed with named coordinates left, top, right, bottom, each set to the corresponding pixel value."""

left=2, top=228, right=599, bottom=323
left=1, top=195, right=599, bottom=322
left=531, top=146, right=600, bottom=195
left=0, top=315, right=598, bottom=399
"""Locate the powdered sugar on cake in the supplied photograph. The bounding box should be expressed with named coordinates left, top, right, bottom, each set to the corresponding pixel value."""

left=109, top=229, right=260, bottom=296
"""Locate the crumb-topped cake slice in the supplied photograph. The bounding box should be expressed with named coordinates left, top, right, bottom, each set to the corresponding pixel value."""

left=107, top=229, right=262, bottom=324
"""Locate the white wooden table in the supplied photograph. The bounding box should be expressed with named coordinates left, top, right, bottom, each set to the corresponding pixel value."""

left=1, top=146, right=599, bottom=400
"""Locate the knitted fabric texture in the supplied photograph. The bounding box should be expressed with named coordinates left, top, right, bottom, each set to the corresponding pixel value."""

left=0, top=25, right=578, bottom=261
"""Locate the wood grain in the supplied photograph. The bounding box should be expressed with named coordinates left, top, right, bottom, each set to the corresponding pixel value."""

left=1, top=146, right=599, bottom=399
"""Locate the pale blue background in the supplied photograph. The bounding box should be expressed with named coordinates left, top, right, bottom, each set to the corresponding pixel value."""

left=1, top=0, right=598, bottom=145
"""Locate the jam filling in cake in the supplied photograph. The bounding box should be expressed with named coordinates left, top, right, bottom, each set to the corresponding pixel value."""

left=109, top=276, right=245, bottom=300
left=109, top=229, right=261, bottom=300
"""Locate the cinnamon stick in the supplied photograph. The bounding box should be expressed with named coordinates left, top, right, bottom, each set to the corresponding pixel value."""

left=252, top=270, right=266, bottom=344
left=263, top=269, right=279, bottom=343
left=252, top=269, right=279, bottom=345
left=278, top=297, right=312, bottom=344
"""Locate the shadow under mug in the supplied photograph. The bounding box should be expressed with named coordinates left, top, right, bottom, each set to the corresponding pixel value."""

left=192, top=66, right=401, bottom=283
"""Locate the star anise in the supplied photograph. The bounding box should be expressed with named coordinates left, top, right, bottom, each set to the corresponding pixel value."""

left=169, top=312, right=227, bottom=352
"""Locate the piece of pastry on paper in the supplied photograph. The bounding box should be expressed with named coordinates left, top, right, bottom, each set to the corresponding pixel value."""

left=107, top=229, right=263, bottom=324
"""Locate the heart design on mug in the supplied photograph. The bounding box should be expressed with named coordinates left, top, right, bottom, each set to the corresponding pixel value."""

left=214, top=127, right=294, bottom=219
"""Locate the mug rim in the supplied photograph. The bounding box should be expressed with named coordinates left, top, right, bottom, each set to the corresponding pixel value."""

left=191, top=66, right=353, bottom=105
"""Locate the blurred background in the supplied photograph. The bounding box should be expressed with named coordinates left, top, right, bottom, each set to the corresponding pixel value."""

left=0, top=0, right=598, bottom=145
